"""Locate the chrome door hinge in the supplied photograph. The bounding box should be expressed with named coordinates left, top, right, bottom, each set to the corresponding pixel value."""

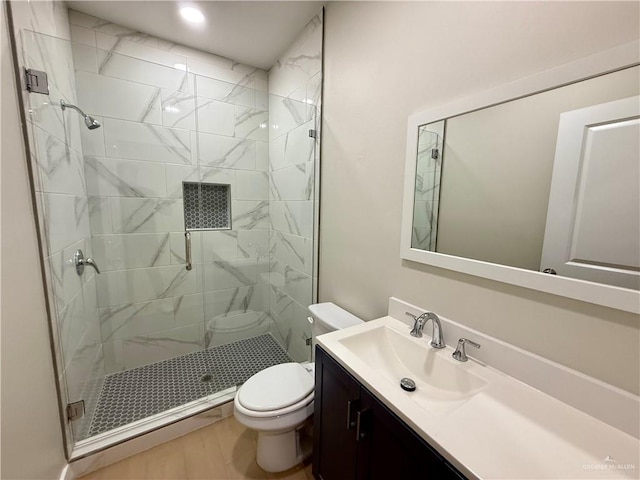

left=67, top=400, right=85, bottom=422
left=308, top=129, right=317, bottom=139
left=25, top=68, right=49, bottom=94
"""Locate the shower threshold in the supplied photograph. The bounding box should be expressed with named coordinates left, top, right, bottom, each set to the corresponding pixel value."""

left=73, top=333, right=292, bottom=455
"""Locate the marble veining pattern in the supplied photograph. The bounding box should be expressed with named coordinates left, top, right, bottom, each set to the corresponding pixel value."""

left=91, top=233, right=171, bottom=271
left=76, top=71, right=163, bottom=125
left=85, top=156, right=167, bottom=198
left=232, top=200, right=269, bottom=230
left=109, top=197, right=183, bottom=234
left=34, top=127, right=87, bottom=196
left=268, top=11, right=322, bottom=362
left=197, top=133, right=256, bottom=170
left=161, top=90, right=196, bottom=130
left=96, top=264, right=199, bottom=308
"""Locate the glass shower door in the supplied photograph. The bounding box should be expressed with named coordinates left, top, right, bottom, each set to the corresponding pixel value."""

left=18, top=19, right=321, bottom=455
left=20, top=29, right=212, bottom=446
left=75, top=45, right=208, bottom=440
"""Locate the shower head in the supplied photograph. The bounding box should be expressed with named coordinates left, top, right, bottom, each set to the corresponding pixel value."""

left=84, top=116, right=101, bottom=130
left=60, top=100, right=101, bottom=130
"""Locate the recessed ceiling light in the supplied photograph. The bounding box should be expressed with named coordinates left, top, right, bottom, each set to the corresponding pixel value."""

left=179, top=5, right=205, bottom=24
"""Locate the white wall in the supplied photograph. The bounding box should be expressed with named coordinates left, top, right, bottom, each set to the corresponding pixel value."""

left=320, top=1, right=640, bottom=395
left=0, top=2, right=67, bottom=478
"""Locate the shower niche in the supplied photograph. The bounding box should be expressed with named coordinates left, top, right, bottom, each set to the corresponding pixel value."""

left=183, top=182, right=231, bottom=231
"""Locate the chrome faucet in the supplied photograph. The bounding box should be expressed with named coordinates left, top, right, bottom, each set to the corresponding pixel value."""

left=405, top=312, right=445, bottom=349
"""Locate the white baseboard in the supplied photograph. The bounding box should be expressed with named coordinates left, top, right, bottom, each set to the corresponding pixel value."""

left=59, top=464, right=74, bottom=480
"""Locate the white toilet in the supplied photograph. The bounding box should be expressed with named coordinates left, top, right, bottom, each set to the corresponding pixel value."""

left=233, top=302, right=363, bottom=472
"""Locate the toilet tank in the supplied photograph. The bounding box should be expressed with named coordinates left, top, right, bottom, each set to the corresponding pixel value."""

left=308, top=302, right=363, bottom=359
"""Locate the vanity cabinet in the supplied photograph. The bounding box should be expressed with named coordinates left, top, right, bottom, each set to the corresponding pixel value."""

left=313, top=347, right=466, bottom=480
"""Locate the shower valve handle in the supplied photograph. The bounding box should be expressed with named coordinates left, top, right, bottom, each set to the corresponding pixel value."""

left=74, top=249, right=100, bottom=275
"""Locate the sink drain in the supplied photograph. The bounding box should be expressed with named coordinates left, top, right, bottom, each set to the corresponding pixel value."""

left=200, top=373, right=213, bottom=383
left=400, top=377, right=416, bottom=392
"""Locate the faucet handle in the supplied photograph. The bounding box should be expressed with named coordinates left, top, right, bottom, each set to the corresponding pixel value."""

left=452, top=338, right=480, bottom=362
left=405, top=312, right=424, bottom=338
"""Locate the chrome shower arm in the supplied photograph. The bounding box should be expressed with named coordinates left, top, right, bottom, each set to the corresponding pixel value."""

left=60, top=99, right=83, bottom=115
left=59, top=100, right=101, bottom=129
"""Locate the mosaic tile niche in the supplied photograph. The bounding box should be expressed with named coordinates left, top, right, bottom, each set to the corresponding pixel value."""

left=183, top=182, right=231, bottom=230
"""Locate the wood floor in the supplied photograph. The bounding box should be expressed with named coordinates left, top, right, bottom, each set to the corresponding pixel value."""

left=79, top=416, right=313, bottom=480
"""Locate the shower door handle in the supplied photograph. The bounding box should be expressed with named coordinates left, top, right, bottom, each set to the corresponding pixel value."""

left=185, top=231, right=192, bottom=271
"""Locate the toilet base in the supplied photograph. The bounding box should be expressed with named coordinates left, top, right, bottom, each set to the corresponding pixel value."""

left=256, top=421, right=312, bottom=473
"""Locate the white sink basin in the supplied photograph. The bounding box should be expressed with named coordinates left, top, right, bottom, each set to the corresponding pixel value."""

left=338, top=325, right=488, bottom=416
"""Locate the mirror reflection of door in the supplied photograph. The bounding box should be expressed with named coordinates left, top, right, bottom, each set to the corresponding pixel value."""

left=541, top=96, right=640, bottom=289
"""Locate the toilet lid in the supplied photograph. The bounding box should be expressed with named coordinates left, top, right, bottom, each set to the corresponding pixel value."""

left=238, top=363, right=314, bottom=412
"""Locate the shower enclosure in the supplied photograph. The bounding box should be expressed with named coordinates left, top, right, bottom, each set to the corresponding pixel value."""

left=15, top=6, right=322, bottom=459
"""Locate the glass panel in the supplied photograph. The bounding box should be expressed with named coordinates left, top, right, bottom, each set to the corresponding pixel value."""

left=266, top=92, right=317, bottom=363
left=20, top=29, right=91, bottom=454
left=194, top=72, right=273, bottom=351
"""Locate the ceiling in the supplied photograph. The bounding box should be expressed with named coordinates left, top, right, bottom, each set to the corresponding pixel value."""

left=65, top=1, right=324, bottom=70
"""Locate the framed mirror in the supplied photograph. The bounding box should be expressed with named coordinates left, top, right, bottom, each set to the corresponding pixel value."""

left=401, top=41, right=640, bottom=314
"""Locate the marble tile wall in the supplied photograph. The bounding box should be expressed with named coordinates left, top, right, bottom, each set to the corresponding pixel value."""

left=68, top=10, right=273, bottom=374
left=267, top=11, right=323, bottom=362
left=10, top=0, right=104, bottom=450
left=412, top=122, right=444, bottom=251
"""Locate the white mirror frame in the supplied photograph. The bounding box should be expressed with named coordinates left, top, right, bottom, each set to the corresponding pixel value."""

left=401, top=41, right=640, bottom=314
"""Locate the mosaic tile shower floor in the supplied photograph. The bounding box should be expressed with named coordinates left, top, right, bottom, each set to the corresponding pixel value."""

left=85, top=334, right=293, bottom=438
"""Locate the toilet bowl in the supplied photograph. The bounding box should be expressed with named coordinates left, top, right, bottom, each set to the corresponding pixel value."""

left=234, top=362, right=315, bottom=472
left=233, top=302, right=363, bottom=473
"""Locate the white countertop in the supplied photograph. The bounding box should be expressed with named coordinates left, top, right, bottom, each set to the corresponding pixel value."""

left=317, top=315, right=640, bottom=480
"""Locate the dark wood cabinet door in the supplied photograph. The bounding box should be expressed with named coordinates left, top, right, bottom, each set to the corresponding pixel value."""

left=313, top=347, right=361, bottom=480
left=357, top=388, right=465, bottom=480
left=313, top=347, right=466, bottom=480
